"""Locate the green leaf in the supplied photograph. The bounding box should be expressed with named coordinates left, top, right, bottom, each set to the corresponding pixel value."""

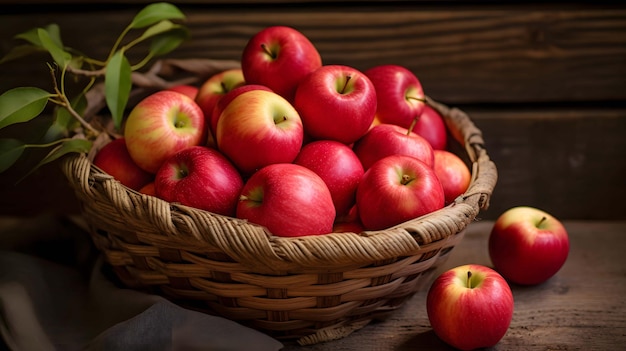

left=0, top=87, right=51, bottom=130
left=149, top=25, right=189, bottom=57
left=2, top=24, right=64, bottom=64
left=42, top=94, right=87, bottom=142
left=0, top=44, right=45, bottom=65
left=66, top=54, right=85, bottom=71
left=105, top=50, right=132, bottom=130
left=136, top=20, right=179, bottom=42
left=130, top=2, right=185, bottom=29
left=0, top=139, right=26, bottom=173
left=20, top=138, right=92, bottom=180
left=15, top=24, right=62, bottom=47
left=40, top=138, right=92, bottom=165
left=44, top=23, right=63, bottom=48
left=124, top=21, right=189, bottom=69
left=14, top=27, right=42, bottom=46
left=38, top=27, right=72, bottom=68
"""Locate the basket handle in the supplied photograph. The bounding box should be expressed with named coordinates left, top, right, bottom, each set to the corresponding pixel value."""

left=426, top=97, right=497, bottom=211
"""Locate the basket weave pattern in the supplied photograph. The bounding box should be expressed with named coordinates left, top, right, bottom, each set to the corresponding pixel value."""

left=61, top=94, right=497, bottom=344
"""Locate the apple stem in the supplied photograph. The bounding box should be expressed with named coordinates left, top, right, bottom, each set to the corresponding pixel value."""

left=274, top=115, right=288, bottom=124
left=260, top=43, right=276, bottom=59
left=407, top=96, right=427, bottom=103
left=221, top=81, right=228, bottom=93
left=407, top=117, right=418, bottom=135
left=401, top=174, right=413, bottom=185
left=537, top=216, right=547, bottom=227
left=340, top=75, right=352, bottom=94
left=467, top=271, right=472, bottom=289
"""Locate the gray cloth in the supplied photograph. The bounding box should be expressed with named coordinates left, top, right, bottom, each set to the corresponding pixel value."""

left=0, top=250, right=284, bottom=351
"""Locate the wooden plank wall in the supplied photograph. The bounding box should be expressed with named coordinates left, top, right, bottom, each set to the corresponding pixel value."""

left=1, top=1, right=625, bottom=220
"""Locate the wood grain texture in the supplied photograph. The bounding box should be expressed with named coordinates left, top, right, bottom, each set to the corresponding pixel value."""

left=464, top=107, right=626, bottom=220
left=0, top=3, right=625, bottom=104
left=281, top=220, right=626, bottom=350
left=0, top=2, right=624, bottom=220
left=0, top=216, right=623, bottom=350
left=2, top=106, right=623, bottom=220
left=0, top=4, right=624, bottom=349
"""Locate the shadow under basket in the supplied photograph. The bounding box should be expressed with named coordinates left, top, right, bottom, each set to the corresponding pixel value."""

left=61, top=97, right=497, bottom=345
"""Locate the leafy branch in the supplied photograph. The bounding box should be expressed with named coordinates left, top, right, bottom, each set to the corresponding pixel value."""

left=0, top=2, right=189, bottom=176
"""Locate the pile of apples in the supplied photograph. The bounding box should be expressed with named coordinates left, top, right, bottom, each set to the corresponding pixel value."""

left=92, top=25, right=574, bottom=350
left=93, top=25, right=472, bottom=238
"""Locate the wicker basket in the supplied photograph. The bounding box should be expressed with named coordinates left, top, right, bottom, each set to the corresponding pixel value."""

left=60, top=62, right=497, bottom=345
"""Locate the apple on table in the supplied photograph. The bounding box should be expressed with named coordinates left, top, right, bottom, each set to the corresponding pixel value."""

left=489, top=206, right=570, bottom=285
left=124, top=90, right=205, bottom=173
left=427, top=264, right=514, bottom=350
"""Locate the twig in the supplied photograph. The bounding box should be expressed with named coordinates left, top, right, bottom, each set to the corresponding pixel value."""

left=48, top=66, right=101, bottom=136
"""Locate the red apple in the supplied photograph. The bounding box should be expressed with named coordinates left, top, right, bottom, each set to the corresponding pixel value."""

left=334, top=203, right=359, bottom=225
left=433, top=149, right=471, bottom=205
left=356, top=155, right=444, bottom=230
left=154, top=146, right=243, bottom=217
left=427, top=264, right=514, bottom=350
left=352, top=123, right=435, bottom=171
left=364, top=64, right=426, bottom=129
left=204, top=126, right=217, bottom=149
left=124, top=90, right=205, bottom=173
left=139, top=181, right=156, bottom=196
left=241, top=26, right=322, bottom=102
left=195, top=68, right=245, bottom=131
left=166, top=84, right=199, bottom=100
left=294, top=140, right=364, bottom=216
left=369, top=114, right=382, bottom=130
left=237, top=163, right=335, bottom=237
left=294, top=64, right=377, bottom=144
left=93, top=138, right=153, bottom=191
left=216, top=89, right=304, bottom=175
left=489, top=206, right=570, bottom=285
left=210, top=84, right=273, bottom=141
left=413, top=103, right=448, bottom=150
left=332, top=220, right=364, bottom=234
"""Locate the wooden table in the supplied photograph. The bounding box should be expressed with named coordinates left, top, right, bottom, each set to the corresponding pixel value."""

left=1, top=217, right=624, bottom=350
left=281, top=220, right=626, bottom=351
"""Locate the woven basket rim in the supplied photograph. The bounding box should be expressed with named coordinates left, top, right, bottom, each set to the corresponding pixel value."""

left=56, top=58, right=498, bottom=346
left=61, top=94, right=497, bottom=274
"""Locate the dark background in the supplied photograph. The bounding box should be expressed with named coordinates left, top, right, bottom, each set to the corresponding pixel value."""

left=1, top=1, right=625, bottom=220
